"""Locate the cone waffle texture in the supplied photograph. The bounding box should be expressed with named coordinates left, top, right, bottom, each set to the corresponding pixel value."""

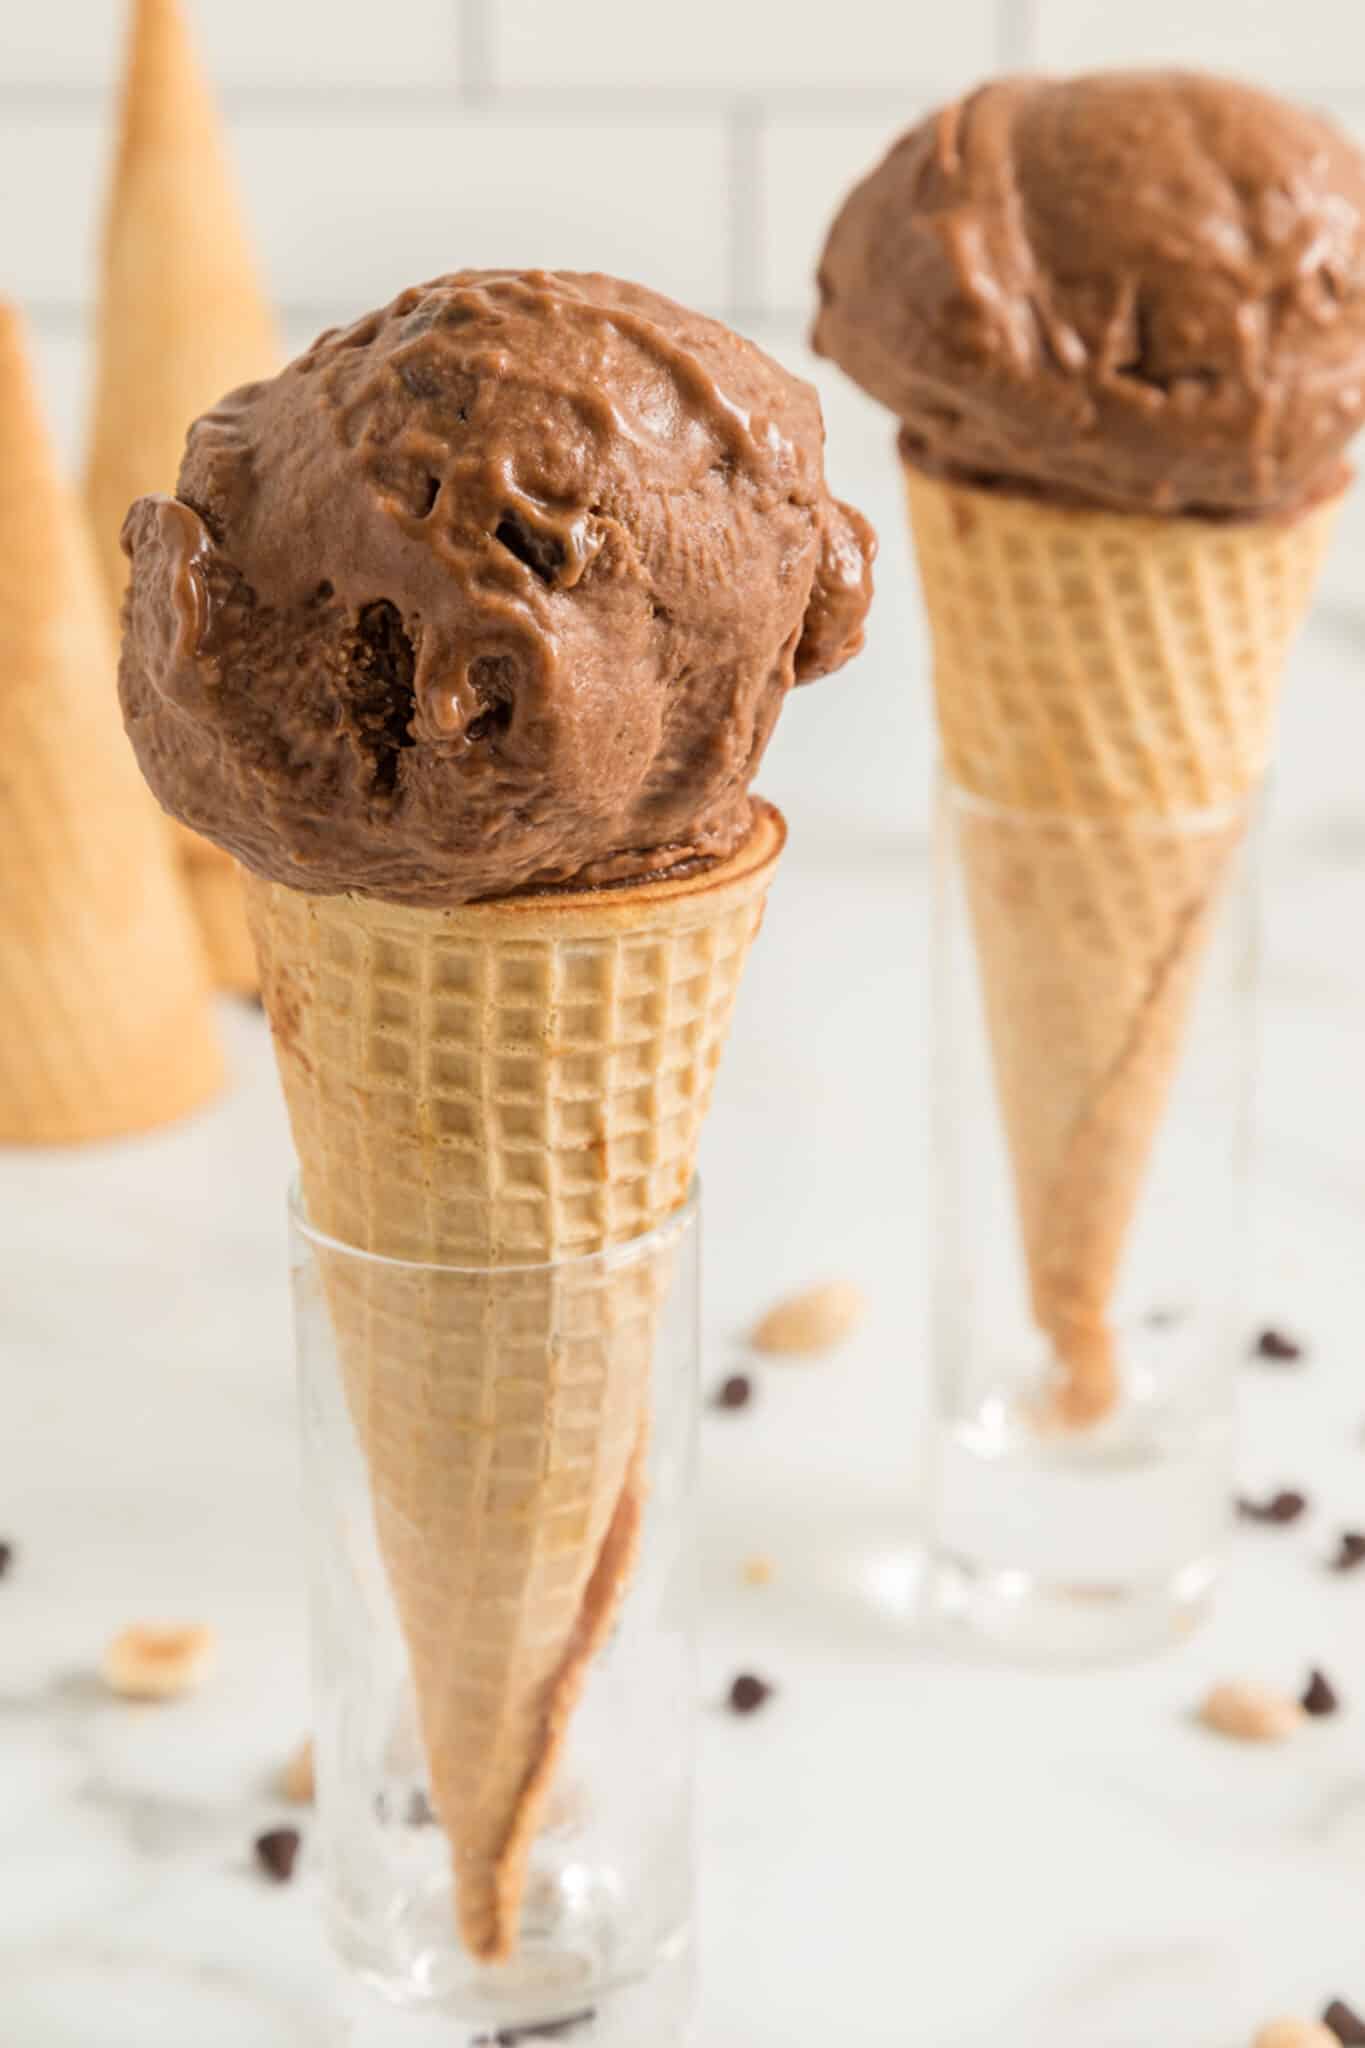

left=0, top=303, right=222, bottom=1143
left=907, top=466, right=1337, bottom=1420
left=245, top=803, right=783, bottom=1958
left=83, top=0, right=280, bottom=990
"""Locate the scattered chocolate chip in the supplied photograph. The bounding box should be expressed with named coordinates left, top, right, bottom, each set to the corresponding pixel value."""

left=728, top=1673, right=774, bottom=1715
left=713, top=1374, right=753, bottom=1411
left=472, top=2011, right=596, bottom=2045
left=0, top=1542, right=13, bottom=1579
left=254, top=1827, right=301, bottom=1883
left=407, top=1788, right=436, bottom=1827
left=1302, top=1668, right=1341, bottom=1717
left=1323, top=1999, right=1365, bottom=2043
left=240, top=992, right=265, bottom=1012
left=1330, top=1532, right=1365, bottom=1574
left=1237, top=1489, right=1308, bottom=1525
left=1253, top=1327, right=1304, bottom=1362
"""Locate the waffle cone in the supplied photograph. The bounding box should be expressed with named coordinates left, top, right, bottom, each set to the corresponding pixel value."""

left=245, top=803, right=784, bottom=1959
left=83, top=0, right=280, bottom=991
left=907, top=467, right=1337, bottom=1420
left=0, top=303, right=222, bottom=1142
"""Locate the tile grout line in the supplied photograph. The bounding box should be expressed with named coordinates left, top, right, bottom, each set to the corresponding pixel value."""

left=27, top=301, right=823, bottom=337
left=726, top=99, right=764, bottom=326
left=26, top=71, right=1335, bottom=119
left=455, top=0, right=493, bottom=104
left=997, top=0, right=1041, bottom=69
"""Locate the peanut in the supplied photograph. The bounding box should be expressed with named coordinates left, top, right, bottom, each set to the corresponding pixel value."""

left=102, top=1623, right=216, bottom=1701
left=1253, top=2021, right=1340, bottom=2048
left=750, top=1280, right=865, bottom=1356
left=282, top=1736, right=315, bottom=1804
left=1200, top=1680, right=1303, bottom=1742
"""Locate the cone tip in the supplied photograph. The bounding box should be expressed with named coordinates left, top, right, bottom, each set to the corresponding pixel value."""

left=114, top=0, right=212, bottom=154
left=0, top=301, right=47, bottom=449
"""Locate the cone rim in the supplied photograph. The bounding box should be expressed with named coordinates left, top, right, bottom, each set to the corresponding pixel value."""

left=245, top=797, right=786, bottom=930
left=939, top=773, right=1257, bottom=837
left=901, top=452, right=1351, bottom=538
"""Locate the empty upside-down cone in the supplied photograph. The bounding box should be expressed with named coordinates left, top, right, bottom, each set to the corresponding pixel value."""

left=907, top=468, right=1337, bottom=1421
left=246, top=802, right=783, bottom=1958
left=84, top=0, right=280, bottom=992
left=0, top=303, right=222, bottom=1142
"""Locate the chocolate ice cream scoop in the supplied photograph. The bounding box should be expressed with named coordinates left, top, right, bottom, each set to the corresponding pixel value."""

left=120, top=270, right=874, bottom=905
left=813, top=72, right=1365, bottom=516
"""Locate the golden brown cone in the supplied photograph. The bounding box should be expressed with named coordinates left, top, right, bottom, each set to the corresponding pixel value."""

left=0, top=301, right=223, bottom=1141
left=907, top=468, right=1337, bottom=1421
left=83, top=0, right=281, bottom=990
left=245, top=803, right=784, bottom=1959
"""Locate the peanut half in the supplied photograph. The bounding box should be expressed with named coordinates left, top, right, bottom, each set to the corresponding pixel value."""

left=750, top=1280, right=866, bottom=1356
left=1200, top=1680, right=1303, bottom=1742
left=102, top=1623, right=217, bottom=1701
left=282, top=1736, right=315, bottom=1804
left=1253, top=2021, right=1341, bottom=2048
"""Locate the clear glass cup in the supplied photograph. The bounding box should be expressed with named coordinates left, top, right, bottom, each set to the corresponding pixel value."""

left=292, top=1187, right=699, bottom=2046
left=927, top=778, right=1259, bottom=1662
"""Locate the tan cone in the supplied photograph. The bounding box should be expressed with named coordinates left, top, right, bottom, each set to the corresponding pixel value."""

left=245, top=802, right=784, bottom=1959
left=906, top=467, right=1338, bottom=1422
left=83, top=0, right=281, bottom=993
left=0, top=302, right=223, bottom=1142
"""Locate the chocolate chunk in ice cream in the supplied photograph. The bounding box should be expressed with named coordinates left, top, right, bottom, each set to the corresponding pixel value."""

left=813, top=72, right=1365, bottom=516
left=120, top=270, right=874, bottom=905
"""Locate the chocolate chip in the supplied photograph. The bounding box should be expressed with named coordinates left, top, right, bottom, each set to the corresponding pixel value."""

left=714, top=1374, right=753, bottom=1411
left=407, top=1788, right=436, bottom=1827
left=728, top=1673, right=774, bottom=1715
left=1302, top=1668, right=1341, bottom=1717
left=1323, top=1999, right=1365, bottom=2043
left=1236, top=1489, right=1308, bottom=1525
left=239, top=991, right=265, bottom=1012
left=254, top=1827, right=301, bottom=1883
left=1253, top=1327, right=1304, bottom=1362
left=1330, top=1532, right=1365, bottom=1573
left=0, top=1543, right=13, bottom=1579
left=472, top=2011, right=596, bottom=2045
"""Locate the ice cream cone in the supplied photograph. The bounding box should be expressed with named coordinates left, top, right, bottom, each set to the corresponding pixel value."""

left=245, top=801, right=784, bottom=1959
left=906, top=466, right=1337, bottom=1420
left=0, top=302, right=222, bottom=1142
left=83, top=0, right=280, bottom=991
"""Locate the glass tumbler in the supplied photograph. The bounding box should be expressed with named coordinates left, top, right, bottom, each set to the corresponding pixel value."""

left=292, top=1187, right=699, bottom=2046
left=928, top=779, right=1260, bottom=1662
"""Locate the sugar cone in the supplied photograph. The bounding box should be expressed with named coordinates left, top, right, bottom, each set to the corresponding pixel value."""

left=0, top=303, right=223, bottom=1142
left=83, top=0, right=281, bottom=992
left=907, top=467, right=1337, bottom=1421
left=245, top=803, right=784, bottom=1959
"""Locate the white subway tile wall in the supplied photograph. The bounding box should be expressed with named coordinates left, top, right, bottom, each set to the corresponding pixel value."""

left=236, top=113, right=731, bottom=313
left=492, top=0, right=996, bottom=90
left=758, top=110, right=924, bottom=317
left=3, top=0, right=461, bottom=88
left=1034, top=0, right=1365, bottom=86
left=4, top=0, right=1364, bottom=838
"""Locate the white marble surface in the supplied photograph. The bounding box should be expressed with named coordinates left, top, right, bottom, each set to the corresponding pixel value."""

left=4, top=605, right=1365, bottom=2044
